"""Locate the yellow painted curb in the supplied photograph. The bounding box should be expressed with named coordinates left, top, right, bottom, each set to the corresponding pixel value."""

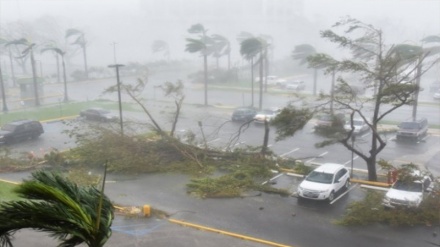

left=350, top=179, right=390, bottom=188
left=0, top=179, right=20, bottom=185
left=169, top=218, right=293, bottom=247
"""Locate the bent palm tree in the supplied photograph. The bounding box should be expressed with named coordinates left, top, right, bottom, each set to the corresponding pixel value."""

left=66, top=28, right=88, bottom=79
left=152, top=40, right=170, bottom=60
left=6, top=38, right=40, bottom=106
left=185, top=23, right=213, bottom=106
left=240, top=37, right=266, bottom=110
left=41, top=45, right=69, bottom=102
left=0, top=170, right=114, bottom=247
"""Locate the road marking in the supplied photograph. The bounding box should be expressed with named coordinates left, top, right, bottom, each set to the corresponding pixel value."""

left=280, top=148, right=299, bottom=158
left=343, top=156, right=359, bottom=166
left=330, top=183, right=359, bottom=205
left=262, top=173, right=284, bottom=185
left=305, top=151, right=328, bottom=164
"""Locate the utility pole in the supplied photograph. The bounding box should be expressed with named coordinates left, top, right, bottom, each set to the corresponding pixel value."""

left=108, top=64, right=124, bottom=136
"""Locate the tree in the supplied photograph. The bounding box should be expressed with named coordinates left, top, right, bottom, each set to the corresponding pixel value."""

left=0, top=170, right=114, bottom=247
left=211, top=34, right=231, bottom=70
left=185, top=23, right=213, bottom=106
left=66, top=28, right=88, bottom=79
left=292, top=44, right=319, bottom=96
left=41, top=44, right=69, bottom=102
left=152, top=40, right=170, bottom=60
left=237, top=32, right=256, bottom=107
left=240, top=37, right=267, bottom=110
left=308, top=17, right=435, bottom=181
left=6, top=38, right=40, bottom=106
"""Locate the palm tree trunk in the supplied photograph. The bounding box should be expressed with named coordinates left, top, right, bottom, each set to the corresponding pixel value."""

left=313, top=68, right=318, bottom=96
left=30, top=50, right=40, bottom=106
left=412, top=60, right=422, bottom=121
left=251, top=58, right=254, bottom=107
left=62, top=56, right=68, bottom=102
left=82, top=44, right=88, bottom=79
left=203, top=54, right=208, bottom=106
left=0, top=64, right=8, bottom=112
left=55, top=53, right=60, bottom=83
left=8, top=49, right=17, bottom=87
left=258, top=53, right=264, bottom=111
left=330, top=70, right=335, bottom=114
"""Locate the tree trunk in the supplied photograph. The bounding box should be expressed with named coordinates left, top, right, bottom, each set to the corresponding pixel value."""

left=82, top=44, right=88, bottom=79
left=251, top=58, right=254, bottom=107
left=313, top=68, right=318, bottom=96
left=366, top=157, right=378, bottom=181
left=30, top=50, right=40, bottom=106
left=203, top=54, right=208, bottom=106
left=261, top=119, right=270, bottom=155
left=412, top=61, right=422, bottom=121
left=55, top=53, right=61, bottom=83
left=330, top=70, right=335, bottom=114
left=62, top=56, right=68, bottom=102
left=258, top=53, right=264, bottom=111
left=8, top=49, right=17, bottom=87
left=0, top=64, right=8, bottom=112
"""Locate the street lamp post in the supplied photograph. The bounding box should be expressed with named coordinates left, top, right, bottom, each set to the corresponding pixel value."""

left=108, top=64, right=124, bottom=136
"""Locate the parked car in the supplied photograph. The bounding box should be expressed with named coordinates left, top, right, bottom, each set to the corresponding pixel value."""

left=396, top=118, right=428, bottom=142
left=255, top=75, right=286, bottom=87
left=284, top=80, right=305, bottom=91
left=79, top=108, right=118, bottom=122
left=314, top=113, right=346, bottom=133
left=253, top=107, right=281, bottom=124
left=297, top=163, right=350, bottom=201
left=429, top=81, right=440, bottom=92
left=383, top=170, right=434, bottom=209
left=433, top=89, right=440, bottom=100
left=0, top=120, right=44, bottom=145
left=231, top=106, right=258, bottom=122
left=344, top=118, right=369, bottom=135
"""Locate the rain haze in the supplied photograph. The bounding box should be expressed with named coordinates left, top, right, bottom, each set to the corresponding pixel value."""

left=1, top=0, right=439, bottom=67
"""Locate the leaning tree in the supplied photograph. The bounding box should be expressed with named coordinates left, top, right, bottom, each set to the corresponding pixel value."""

left=307, top=17, right=439, bottom=181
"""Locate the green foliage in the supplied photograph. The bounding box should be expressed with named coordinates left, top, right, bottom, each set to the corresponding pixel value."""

left=271, top=105, right=314, bottom=141
left=337, top=190, right=440, bottom=226
left=0, top=182, right=20, bottom=202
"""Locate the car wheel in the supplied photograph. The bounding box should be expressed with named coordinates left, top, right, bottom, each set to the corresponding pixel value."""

left=328, top=191, right=335, bottom=202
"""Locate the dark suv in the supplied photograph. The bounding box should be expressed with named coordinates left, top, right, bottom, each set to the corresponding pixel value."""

left=0, top=120, right=44, bottom=145
left=231, top=107, right=258, bottom=122
left=396, top=118, right=428, bottom=142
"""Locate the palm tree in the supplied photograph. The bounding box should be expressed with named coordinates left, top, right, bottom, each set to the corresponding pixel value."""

left=152, top=40, right=170, bottom=60
left=66, top=28, right=88, bottom=79
left=292, top=44, right=319, bottom=96
left=0, top=170, right=114, bottom=247
left=41, top=45, right=69, bottom=102
left=237, top=32, right=256, bottom=106
left=211, top=34, right=231, bottom=70
left=240, top=37, right=267, bottom=110
left=6, top=38, right=40, bottom=106
left=185, top=23, right=213, bottom=106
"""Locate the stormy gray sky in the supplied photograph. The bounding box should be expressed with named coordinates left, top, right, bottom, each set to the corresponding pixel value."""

left=0, top=0, right=439, bottom=68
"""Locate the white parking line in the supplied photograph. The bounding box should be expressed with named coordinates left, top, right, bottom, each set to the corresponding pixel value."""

left=280, top=148, right=299, bottom=158
left=330, top=183, right=359, bottom=205
left=305, top=151, right=328, bottom=164
left=261, top=173, right=284, bottom=185
left=343, top=156, right=359, bottom=166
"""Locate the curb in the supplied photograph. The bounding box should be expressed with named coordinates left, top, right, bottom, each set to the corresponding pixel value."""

left=169, top=218, right=292, bottom=247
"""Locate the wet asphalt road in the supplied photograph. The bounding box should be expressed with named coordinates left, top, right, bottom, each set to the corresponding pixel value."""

left=1, top=171, right=439, bottom=247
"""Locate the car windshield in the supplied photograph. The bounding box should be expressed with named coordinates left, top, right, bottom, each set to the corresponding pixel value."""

left=399, top=122, right=419, bottom=129
left=1, top=124, right=16, bottom=131
left=392, top=180, right=423, bottom=192
left=306, top=171, right=334, bottom=184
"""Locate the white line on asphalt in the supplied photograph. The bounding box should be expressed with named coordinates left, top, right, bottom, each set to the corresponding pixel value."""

left=280, top=148, right=300, bottom=158
left=261, top=173, right=284, bottom=185
left=343, top=156, right=359, bottom=166
left=330, top=183, right=359, bottom=205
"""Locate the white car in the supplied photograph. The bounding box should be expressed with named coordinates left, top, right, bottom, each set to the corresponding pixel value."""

left=433, top=89, right=440, bottom=100
left=253, top=107, right=281, bottom=124
left=297, top=163, right=350, bottom=201
left=284, top=80, right=305, bottom=91
left=344, top=118, right=369, bottom=134
left=255, top=75, right=286, bottom=86
left=382, top=172, right=433, bottom=209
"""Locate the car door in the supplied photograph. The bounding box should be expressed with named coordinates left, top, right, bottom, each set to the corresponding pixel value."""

left=333, top=169, right=347, bottom=192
